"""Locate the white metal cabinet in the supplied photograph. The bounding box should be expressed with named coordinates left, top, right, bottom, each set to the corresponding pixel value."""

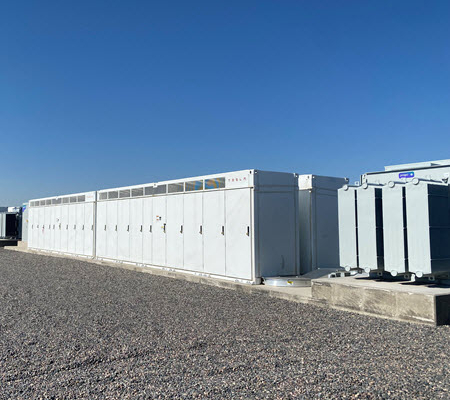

left=225, top=189, right=252, bottom=279
left=152, top=196, right=166, bottom=266
left=68, top=205, right=76, bottom=254
left=75, top=203, right=84, bottom=255
left=96, top=201, right=107, bottom=258
left=49, top=206, right=55, bottom=251
left=28, top=208, right=34, bottom=247
left=60, top=205, right=69, bottom=252
left=142, top=197, right=153, bottom=265
left=106, top=201, right=118, bottom=260
left=84, top=203, right=94, bottom=256
left=183, top=192, right=203, bottom=272
left=203, top=191, right=226, bottom=276
left=166, top=194, right=184, bottom=268
left=118, top=199, right=130, bottom=261
left=130, top=198, right=143, bottom=263
left=43, top=207, right=50, bottom=250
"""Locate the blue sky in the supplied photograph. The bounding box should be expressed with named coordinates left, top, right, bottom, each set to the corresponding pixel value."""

left=1, top=1, right=449, bottom=205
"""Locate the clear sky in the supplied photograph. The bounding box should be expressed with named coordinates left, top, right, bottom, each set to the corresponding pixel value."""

left=1, top=1, right=449, bottom=205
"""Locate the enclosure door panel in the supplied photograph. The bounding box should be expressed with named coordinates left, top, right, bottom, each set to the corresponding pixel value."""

left=39, top=207, right=45, bottom=249
left=117, top=200, right=130, bottom=261
left=96, top=202, right=107, bottom=258
left=44, top=207, right=51, bottom=250
left=166, top=195, right=184, bottom=269
left=130, top=198, right=143, bottom=263
left=225, top=189, right=252, bottom=280
left=54, top=205, right=62, bottom=252
left=28, top=208, right=34, bottom=247
left=106, top=201, right=118, bottom=260
left=152, top=196, right=166, bottom=266
left=84, top=203, right=94, bottom=256
left=183, top=193, right=203, bottom=272
left=49, top=207, right=56, bottom=251
left=60, top=205, right=69, bottom=252
left=203, top=191, right=226, bottom=276
left=75, top=204, right=84, bottom=255
left=68, top=205, right=77, bottom=254
left=142, top=197, right=153, bottom=265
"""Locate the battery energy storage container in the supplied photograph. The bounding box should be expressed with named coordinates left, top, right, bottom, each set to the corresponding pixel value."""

left=95, top=170, right=300, bottom=283
left=28, top=192, right=96, bottom=257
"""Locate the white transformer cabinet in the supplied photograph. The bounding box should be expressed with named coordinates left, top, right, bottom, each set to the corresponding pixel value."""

left=96, top=170, right=300, bottom=283
left=28, top=191, right=96, bottom=257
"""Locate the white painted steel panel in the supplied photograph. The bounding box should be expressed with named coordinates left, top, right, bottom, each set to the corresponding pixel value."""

left=142, top=197, right=153, bottom=265
left=166, top=194, right=184, bottom=269
left=225, top=189, right=252, bottom=279
left=54, top=205, right=62, bottom=252
left=338, top=187, right=358, bottom=269
left=84, top=203, right=94, bottom=256
left=203, top=191, right=225, bottom=276
left=49, top=206, right=55, bottom=251
left=28, top=208, right=34, bottom=247
left=118, top=199, right=130, bottom=261
left=382, top=184, right=407, bottom=275
left=68, top=205, right=76, bottom=254
left=130, top=198, right=143, bottom=263
left=75, top=203, right=84, bottom=255
left=256, top=191, right=297, bottom=277
left=96, top=201, right=107, bottom=258
left=106, top=201, right=118, bottom=259
left=183, top=193, right=203, bottom=272
left=60, top=205, right=69, bottom=252
left=43, top=207, right=50, bottom=250
left=152, top=196, right=166, bottom=266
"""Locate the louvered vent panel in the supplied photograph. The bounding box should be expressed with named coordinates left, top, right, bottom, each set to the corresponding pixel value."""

left=168, top=183, right=184, bottom=193
left=45, top=199, right=51, bottom=205
left=55, top=198, right=62, bottom=204
left=99, top=192, right=108, bottom=200
left=77, top=195, right=85, bottom=202
left=205, top=177, right=225, bottom=190
left=144, top=186, right=154, bottom=196
left=70, top=196, right=77, bottom=203
left=185, top=180, right=204, bottom=191
left=132, top=188, right=144, bottom=197
left=108, top=191, right=118, bottom=199
left=52, top=199, right=57, bottom=205
left=119, top=189, right=131, bottom=198
left=154, top=185, right=167, bottom=195
left=63, top=198, right=69, bottom=204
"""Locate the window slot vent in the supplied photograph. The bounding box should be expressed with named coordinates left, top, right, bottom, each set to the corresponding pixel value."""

left=45, top=199, right=51, bottom=205
left=132, top=188, right=144, bottom=197
left=40, top=200, right=46, bottom=206
left=168, top=183, right=184, bottom=193
left=62, top=197, right=69, bottom=204
left=144, top=186, right=154, bottom=196
left=77, top=195, right=85, bottom=202
left=55, top=198, right=62, bottom=204
left=70, top=196, right=77, bottom=203
left=185, top=180, right=203, bottom=191
left=154, top=185, right=167, bottom=195
left=99, top=192, right=108, bottom=200
left=119, top=189, right=131, bottom=198
left=108, top=191, right=118, bottom=199
left=205, top=177, right=225, bottom=190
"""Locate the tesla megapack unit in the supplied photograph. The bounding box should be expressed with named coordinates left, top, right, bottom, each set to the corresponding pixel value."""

left=28, top=192, right=96, bottom=257
left=95, top=170, right=300, bottom=284
left=298, top=174, right=348, bottom=274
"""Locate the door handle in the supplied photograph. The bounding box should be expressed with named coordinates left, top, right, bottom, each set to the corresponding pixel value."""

left=199, top=225, right=202, bottom=234
left=180, top=225, right=183, bottom=234
left=246, top=226, right=250, bottom=236
left=221, top=226, right=225, bottom=235
left=82, top=224, right=84, bottom=230
left=115, top=225, right=117, bottom=231
left=140, top=225, right=143, bottom=232
left=74, top=225, right=76, bottom=229
left=91, top=225, right=94, bottom=231
left=150, top=225, right=152, bottom=233
left=104, top=225, right=106, bottom=231
left=66, top=225, right=68, bottom=230
left=127, top=225, right=130, bottom=232
left=163, top=223, right=166, bottom=233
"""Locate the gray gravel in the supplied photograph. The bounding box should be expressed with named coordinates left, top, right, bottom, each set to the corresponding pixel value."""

left=0, top=249, right=449, bottom=399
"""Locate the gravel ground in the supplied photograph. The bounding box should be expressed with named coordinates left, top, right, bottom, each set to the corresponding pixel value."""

left=0, top=249, right=449, bottom=399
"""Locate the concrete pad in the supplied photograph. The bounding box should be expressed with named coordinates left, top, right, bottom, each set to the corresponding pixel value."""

left=312, top=276, right=450, bottom=325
